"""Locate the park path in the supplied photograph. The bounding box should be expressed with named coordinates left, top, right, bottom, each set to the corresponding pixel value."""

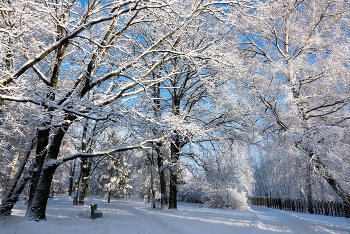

left=1, top=196, right=349, bottom=234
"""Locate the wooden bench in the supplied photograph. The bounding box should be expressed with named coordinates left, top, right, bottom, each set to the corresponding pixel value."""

left=91, top=204, right=103, bottom=219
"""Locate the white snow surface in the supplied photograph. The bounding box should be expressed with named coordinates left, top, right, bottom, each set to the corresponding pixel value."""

left=1, top=196, right=349, bottom=234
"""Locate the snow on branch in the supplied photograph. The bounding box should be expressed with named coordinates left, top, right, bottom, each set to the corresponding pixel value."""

left=61, top=145, right=141, bottom=162
left=0, top=95, right=109, bottom=121
left=0, top=0, right=147, bottom=87
left=58, top=137, right=165, bottom=163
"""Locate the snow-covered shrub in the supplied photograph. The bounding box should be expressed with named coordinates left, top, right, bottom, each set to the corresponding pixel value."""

left=178, top=174, right=206, bottom=203
left=204, top=187, right=249, bottom=210
left=179, top=170, right=251, bottom=210
left=180, top=141, right=254, bottom=210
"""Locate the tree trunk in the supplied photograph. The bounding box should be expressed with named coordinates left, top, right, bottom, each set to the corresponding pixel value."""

left=68, top=161, right=75, bottom=198
left=78, top=158, right=89, bottom=206
left=152, top=82, right=168, bottom=208
left=78, top=121, right=89, bottom=206
left=73, top=162, right=82, bottom=205
left=84, top=184, right=89, bottom=197
left=50, top=182, right=55, bottom=198
left=0, top=133, right=36, bottom=218
left=150, top=157, right=155, bottom=209
left=27, top=162, right=59, bottom=221
left=168, top=135, right=180, bottom=209
left=156, top=142, right=168, bottom=209
left=306, top=161, right=314, bottom=214
left=26, top=125, right=67, bottom=221
left=68, top=176, right=74, bottom=198
left=27, top=128, right=50, bottom=215
left=322, top=170, right=350, bottom=217
left=0, top=165, right=33, bottom=218
left=310, top=153, right=350, bottom=217
left=168, top=91, right=181, bottom=209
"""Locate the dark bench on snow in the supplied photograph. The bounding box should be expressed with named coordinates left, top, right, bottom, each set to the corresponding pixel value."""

left=91, top=204, right=103, bottom=219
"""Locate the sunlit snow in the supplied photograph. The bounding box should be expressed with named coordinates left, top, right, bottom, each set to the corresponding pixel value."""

left=1, top=196, right=349, bottom=234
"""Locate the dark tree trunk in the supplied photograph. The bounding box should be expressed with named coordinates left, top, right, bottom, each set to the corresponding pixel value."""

left=68, top=176, right=74, bottom=198
left=168, top=135, right=180, bottom=209
left=78, top=158, right=90, bottom=205
left=73, top=163, right=82, bottom=205
left=27, top=162, right=59, bottom=221
left=150, top=153, right=155, bottom=209
left=168, top=91, right=181, bottom=210
left=306, top=161, right=314, bottom=214
left=156, top=142, right=168, bottom=208
left=26, top=125, right=68, bottom=221
left=78, top=121, right=89, bottom=205
left=68, top=161, right=75, bottom=198
left=84, top=184, right=89, bottom=197
left=0, top=168, right=32, bottom=218
left=107, top=166, right=113, bottom=203
left=27, top=128, right=50, bottom=214
left=152, top=82, right=168, bottom=208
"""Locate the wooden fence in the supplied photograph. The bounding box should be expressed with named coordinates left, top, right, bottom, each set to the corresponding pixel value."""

left=249, top=196, right=350, bottom=218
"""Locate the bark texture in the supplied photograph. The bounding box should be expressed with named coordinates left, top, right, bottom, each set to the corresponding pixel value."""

left=78, top=158, right=90, bottom=205
left=156, top=142, right=168, bottom=208
left=68, top=161, right=75, bottom=198
left=73, top=165, right=82, bottom=206
left=168, top=135, right=180, bottom=209
left=27, top=123, right=69, bottom=221
left=27, top=128, right=50, bottom=212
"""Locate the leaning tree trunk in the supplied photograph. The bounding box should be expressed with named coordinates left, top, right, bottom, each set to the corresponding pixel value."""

left=305, top=144, right=350, bottom=216
left=0, top=167, right=33, bottom=218
left=324, top=176, right=350, bottom=217
left=320, top=164, right=350, bottom=217
left=309, top=151, right=350, bottom=217
left=0, top=133, right=36, bottom=218
left=26, top=124, right=69, bottom=221
left=168, top=135, right=180, bottom=209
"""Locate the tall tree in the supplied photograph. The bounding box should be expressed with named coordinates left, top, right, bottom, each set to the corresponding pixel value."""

left=235, top=0, right=350, bottom=211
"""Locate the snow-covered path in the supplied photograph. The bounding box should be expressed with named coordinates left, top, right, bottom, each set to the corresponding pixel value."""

left=1, top=196, right=349, bottom=234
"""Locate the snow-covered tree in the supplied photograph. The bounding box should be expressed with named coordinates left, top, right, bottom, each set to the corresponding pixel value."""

left=99, top=153, right=131, bottom=202
left=233, top=0, right=350, bottom=212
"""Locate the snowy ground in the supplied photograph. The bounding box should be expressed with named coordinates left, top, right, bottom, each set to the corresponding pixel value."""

left=1, top=196, right=349, bottom=234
